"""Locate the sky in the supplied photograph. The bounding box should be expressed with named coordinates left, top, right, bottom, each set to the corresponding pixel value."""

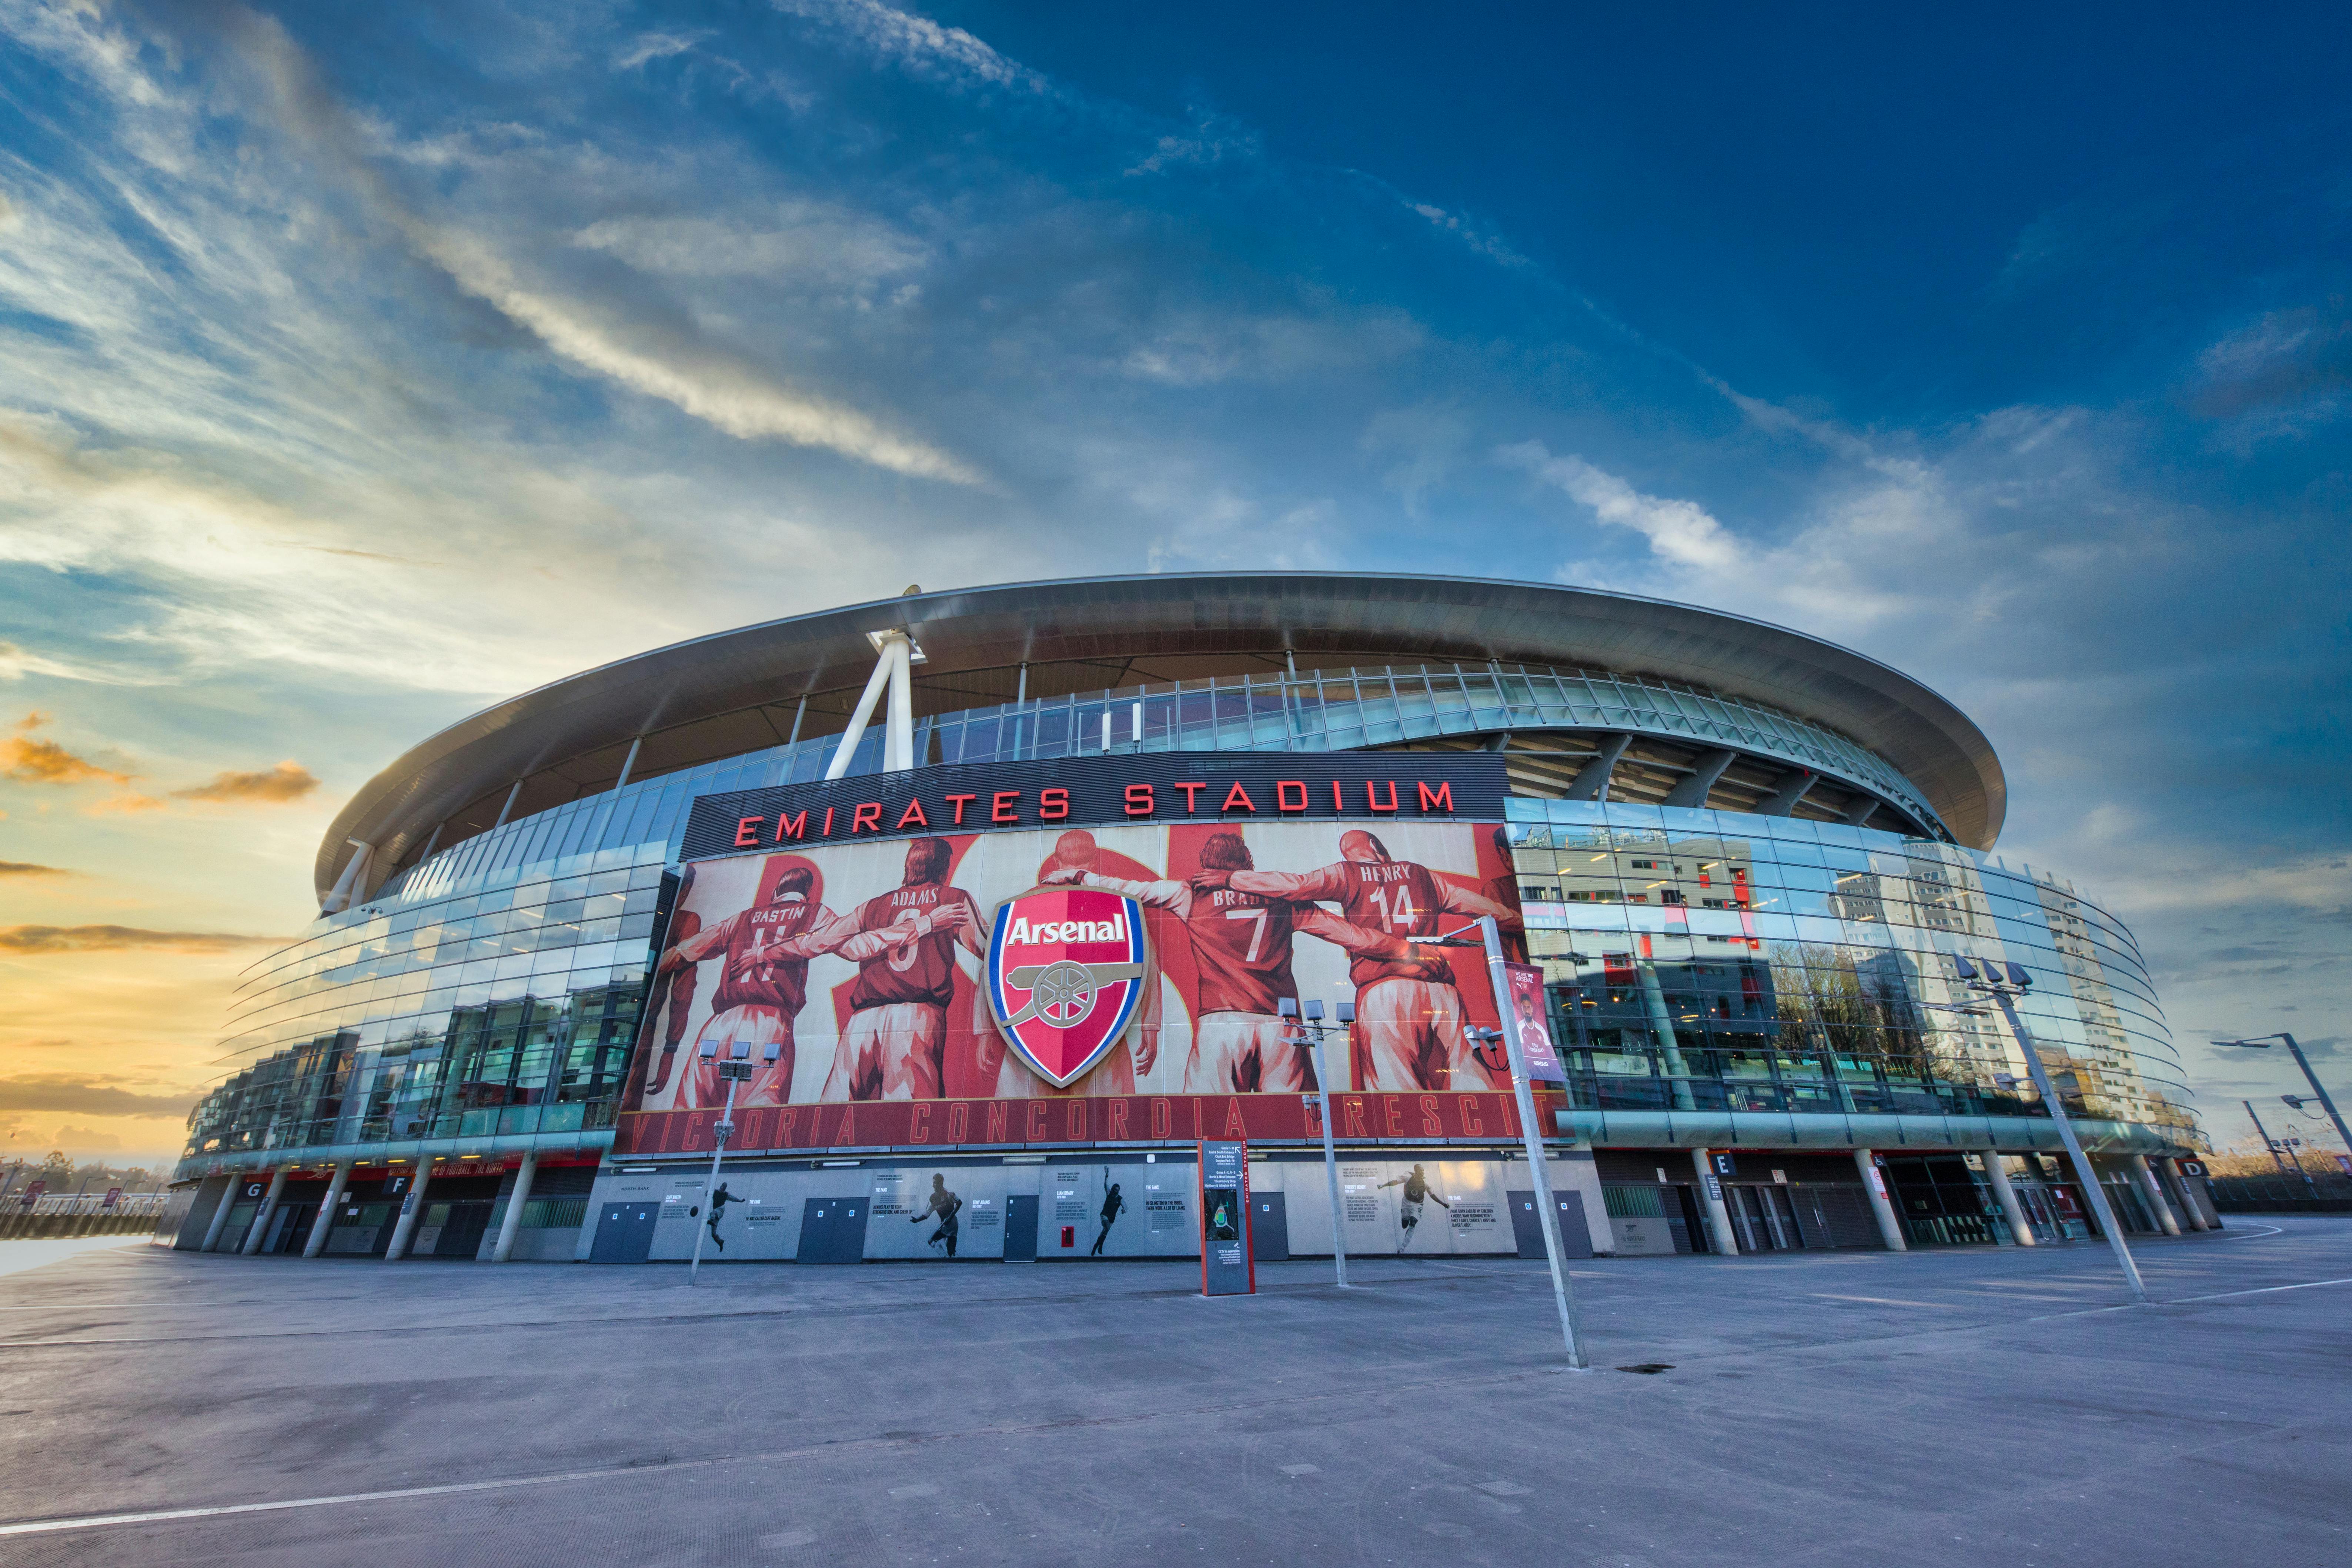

left=1, top=1, right=2347, bottom=1168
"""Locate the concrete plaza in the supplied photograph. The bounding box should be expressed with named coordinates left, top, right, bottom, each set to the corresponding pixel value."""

left=0, top=1218, right=2345, bottom=1567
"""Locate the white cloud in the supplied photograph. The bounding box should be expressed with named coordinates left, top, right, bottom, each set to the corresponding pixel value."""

left=572, top=205, right=928, bottom=287
left=1407, top=200, right=1531, bottom=270
left=1497, top=441, right=1744, bottom=569
left=615, top=31, right=711, bottom=70
left=772, top=0, right=1047, bottom=95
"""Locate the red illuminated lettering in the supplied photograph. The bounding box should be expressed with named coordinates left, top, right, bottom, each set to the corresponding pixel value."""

left=1366, top=780, right=1399, bottom=813
left=945, top=1103, right=969, bottom=1142
left=1382, top=1095, right=1404, bottom=1135
left=1416, top=781, right=1453, bottom=812
left=1124, top=783, right=1155, bottom=816
left=734, top=815, right=762, bottom=847
left=992, top=791, right=1020, bottom=824
left=986, top=1102, right=1009, bottom=1141
left=1040, top=788, right=1070, bottom=820
left=895, top=798, right=930, bottom=829
left=831, top=1105, right=856, bottom=1146
left=778, top=1107, right=799, bottom=1143
left=851, top=802, right=883, bottom=833
left=1025, top=1101, right=1050, bottom=1141
left=908, top=1104, right=932, bottom=1143
left=1276, top=780, right=1307, bottom=812
left=1332, top=779, right=1344, bottom=810
left=1457, top=1094, right=1483, bottom=1135
left=776, top=810, right=808, bottom=840
left=1150, top=1098, right=1172, bottom=1138
left=1065, top=1099, right=1088, bottom=1139
left=946, top=793, right=976, bottom=824
left=1107, top=1100, right=1132, bottom=1138
left=1420, top=1095, right=1443, bottom=1136
left=1174, top=782, right=1205, bottom=813
left=1222, top=1099, right=1247, bottom=1139
left=1221, top=781, right=1257, bottom=813
left=1343, top=1097, right=1369, bottom=1138
left=822, top=806, right=835, bottom=836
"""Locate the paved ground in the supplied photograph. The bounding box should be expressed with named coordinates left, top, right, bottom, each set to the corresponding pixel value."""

left=0, top=1220, right=2346, bottom=1568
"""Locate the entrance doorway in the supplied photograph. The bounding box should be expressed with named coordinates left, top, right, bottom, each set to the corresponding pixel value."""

left=1727, top=1184, right=1802, bottom=1250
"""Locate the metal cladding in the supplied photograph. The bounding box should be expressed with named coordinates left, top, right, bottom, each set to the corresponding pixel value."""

left=316, top=574, right=2005, bottom=900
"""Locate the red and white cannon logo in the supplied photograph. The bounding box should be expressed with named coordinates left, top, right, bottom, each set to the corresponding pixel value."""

left=986, top=886, right=1147, bottom=1088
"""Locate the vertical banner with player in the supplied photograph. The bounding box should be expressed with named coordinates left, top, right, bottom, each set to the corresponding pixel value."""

left=1501, top=962, right=1567, bottom=1084
left=623, top=805, right=1524, bottom=1114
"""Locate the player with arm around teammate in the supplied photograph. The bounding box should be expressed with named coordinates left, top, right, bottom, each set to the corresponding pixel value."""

left=652, top=864, right=839, bottom=1108
left=801, top=838, right=986, bottom=1101
left=1046, top=831, right=1429, bottom=1093
left=1194, top=829, right=1520, bottom=1093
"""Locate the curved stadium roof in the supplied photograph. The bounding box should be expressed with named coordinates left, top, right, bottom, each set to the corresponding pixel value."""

left=317, top=574, right=2007, bottom=900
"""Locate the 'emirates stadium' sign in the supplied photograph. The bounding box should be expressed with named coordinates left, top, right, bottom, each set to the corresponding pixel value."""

left=682, top=752, right=1506, bottom=860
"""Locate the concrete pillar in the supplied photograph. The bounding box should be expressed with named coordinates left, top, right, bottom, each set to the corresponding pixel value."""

left=2158, top=1158, right=2209, bottom=1231
left=490, top=1150, right=539, bottom=1264
left=1691, top=1149, right=1741, bottom=1256
left=1644, top=966, right=1699, bottom=1111
left=303, top=1163, right=351, bottom=1258
left=197, top=1175, right=239, bottom=1253
left=2130, top=1154, right=2182, bottom=1236
left=1981, top=1153, right=2035, bottom=1247
left=238, top=1166, right=290, bottom=1256
left=2168, top=1158, right=2220, bottom=1229
left=1854, top=1148, right=1909, bottom=1251
left=382, top=1163, right=434, bottom=1261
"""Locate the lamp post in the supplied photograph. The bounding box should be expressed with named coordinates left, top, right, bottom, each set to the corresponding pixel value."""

left=1278, top=996, right=1353, bottom=1289
left=688, top=1036, right=777, bottom=1285
left=2242, top=1100, right=2310, bottom=1188
left=1937, top=957, right=2146, bottom=1305
left=2214, top=1035, right=2351, bottom=1170
left=1418, top=919, right=1588, bottom=1368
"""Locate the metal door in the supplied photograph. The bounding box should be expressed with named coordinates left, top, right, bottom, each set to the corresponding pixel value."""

left=1003, top=1194, right=1039, bottom=1261
left=1249, top=1193, right=1289, bottom=1261
left=1509, top=1191, right=1598, bottom=1260
left=589, top=1201, right=658, bottom=1263
left=1672, top=1183, right=1711, bottom=1253
left=796, top=1198, right=868, bottom=1264
left=267, top=1202, right=316, bottom=1254
left=1550, top=1191, right=1596, bottom=1258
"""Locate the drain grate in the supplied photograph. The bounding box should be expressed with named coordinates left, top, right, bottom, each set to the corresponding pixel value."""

left=1615, top=1363, right=1674, bottom=1374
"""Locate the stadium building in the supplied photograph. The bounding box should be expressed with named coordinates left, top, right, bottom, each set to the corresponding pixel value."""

left=158, top=575, right=2215, bottom=1268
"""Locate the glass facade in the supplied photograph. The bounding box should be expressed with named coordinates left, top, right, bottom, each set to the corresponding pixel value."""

left=1507, top=799, right=2192, bottom=1147
left=381, top=660, right=1947, bottom=905
left=178, top=665, right=2191, bottom=1179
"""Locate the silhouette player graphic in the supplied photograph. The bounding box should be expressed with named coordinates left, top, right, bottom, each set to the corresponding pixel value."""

left=1092, top=1177, right=1124, bottom=1256
left=909, top=1173, right=962, bottom=1258
left=1377, top=1164, right=1450, bottom=1251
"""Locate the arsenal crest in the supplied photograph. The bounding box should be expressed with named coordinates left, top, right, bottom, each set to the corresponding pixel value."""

left=986, top=886, right=1148, bottom=1088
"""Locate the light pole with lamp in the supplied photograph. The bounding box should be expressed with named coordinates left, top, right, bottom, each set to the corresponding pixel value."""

left=1938, top=956, right=2147, bottom=1304
left=2242, top=1100, right=2311, bottom=1188
left=2214, top=1034, right=2351, bottom=1171
left=688, top=1036, right=777, bottom=1285
left=1277, top=996, right=1353, bottom=1289
left=1419, top=917, right=1589, bottom=1369
left=2280, top=1097, right=2350, bottom=1177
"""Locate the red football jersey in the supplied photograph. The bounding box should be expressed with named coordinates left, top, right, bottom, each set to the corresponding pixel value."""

left=1186, top=886, right=1302, bottom=1017
left=847, top=884, right=975, bottom=1011
left=709, top=899, right=824, bottom=1015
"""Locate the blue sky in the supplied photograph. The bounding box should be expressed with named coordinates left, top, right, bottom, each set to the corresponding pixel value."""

left=1, top=1, right=2347, bottom=1161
